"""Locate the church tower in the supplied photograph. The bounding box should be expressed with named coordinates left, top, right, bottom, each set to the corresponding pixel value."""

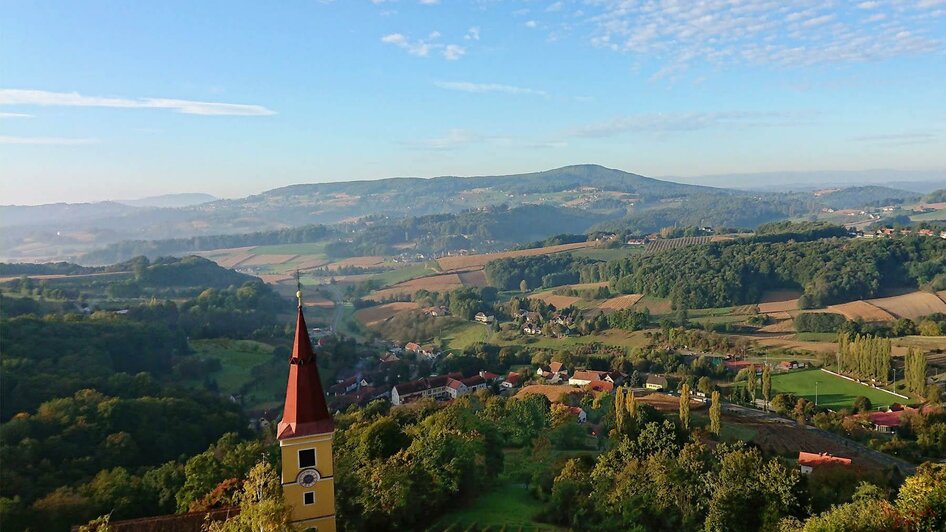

left=277, top=292, right=336, bottom=531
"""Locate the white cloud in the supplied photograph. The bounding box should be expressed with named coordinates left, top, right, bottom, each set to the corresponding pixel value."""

left=0, top=112, right=33, bottom=118
left=0, top=135, right=97, bottom=145
left=0, top=89, right=275, bottom=116
left=382, top=31, right=466, bottom=60
left=567, top=111, right=812, bottom=138
left=546, top=1, right=564, bottom=12
left=582, top=0, right=945, bottom=74
left=434, top=81, right=547, bottom=96
left=465, top=26, right=480, bottom=40
left=418, top=0, right=440, bottom=4
left=525, top=20, right=538, bottom=28
left=442, top=44, right=466, bottom=60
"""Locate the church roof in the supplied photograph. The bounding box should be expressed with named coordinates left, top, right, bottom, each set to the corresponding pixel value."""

left=277, top=305, right=334, bottom=439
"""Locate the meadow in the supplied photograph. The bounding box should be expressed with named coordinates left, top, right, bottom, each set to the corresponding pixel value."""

left=770, top=368, right=905, bottom=410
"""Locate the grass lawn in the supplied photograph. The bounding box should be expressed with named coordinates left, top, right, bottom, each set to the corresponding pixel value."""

left=770, top=368, right=904, bottom=410
left=189, top=339, right=275, bottom=396
left=442, top=320, right=490, bottom=351
left=247, top=242, right=328, bottom=255
left=910, top=208, right=946, bottom=222
left=369, top=263, right=431, bottom=287
left=428, top=484, right=561, bottom=532
left=571, top=245, right=644, bottom=262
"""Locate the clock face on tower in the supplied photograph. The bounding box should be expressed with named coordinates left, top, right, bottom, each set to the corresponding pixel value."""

left=297, top=468, right=320, bottom=488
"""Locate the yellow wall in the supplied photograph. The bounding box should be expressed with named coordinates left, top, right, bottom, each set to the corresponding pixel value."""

left=280, top=432, right=336, bottom=528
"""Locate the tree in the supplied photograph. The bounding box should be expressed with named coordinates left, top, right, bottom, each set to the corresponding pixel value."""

left=207, top=461, right=293, bottom=532
left=519, top=279, right=528, bottom=293
left=747, top=364, right=757, bottom=405
left=627, top=390, right=638, bottom=419
left=710, top=391, right=721, bottom=436
left=762, top=366, right=772, bottom=412
left=904, top=348, right=927, bottom=397
left=852, top=396, right=872, bottom=414
left=614, top=388, right=626, bottom=434
left=679, top=383, right=691, bottom=431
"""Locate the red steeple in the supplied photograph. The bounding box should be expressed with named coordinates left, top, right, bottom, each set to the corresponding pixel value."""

left=277, top=304, right=333, bottom=439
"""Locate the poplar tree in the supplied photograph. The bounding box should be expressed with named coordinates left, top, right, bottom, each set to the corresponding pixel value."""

left=627, top=389, right=638, bottom=419
left=614, top=387, right=626, bottom=434
left=680, top=383, right=691, bottom=430
left=747, top=364, right=757, bottom=405
left=761, top=365, right=771, bottom=411
left=710, top=391, right=721, bottom=435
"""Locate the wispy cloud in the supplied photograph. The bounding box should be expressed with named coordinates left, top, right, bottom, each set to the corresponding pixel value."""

left=381, top=32, right=465, bottom=60
left=0, top=112, right=33, bottom=118
left=582, top=0, right=945, bottom=76
left=464, top=27, right=480, bottom=41
left=433, top=81, right=547, bottom=96
left=0, top=89, right=275, bottom=116
left=851, top=131, right=937, bottom=144
left=0, top=135, right=98, bottom=145
left=567, top=111, right=813, bottom=138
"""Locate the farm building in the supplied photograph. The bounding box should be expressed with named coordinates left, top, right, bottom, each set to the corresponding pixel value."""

left=646, top=375, right=669, bottom=391
left=797, top=452, right=852, bottom=474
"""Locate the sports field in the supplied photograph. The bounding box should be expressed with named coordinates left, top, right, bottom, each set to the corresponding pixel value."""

left=770, top=368, right=904, bottom=410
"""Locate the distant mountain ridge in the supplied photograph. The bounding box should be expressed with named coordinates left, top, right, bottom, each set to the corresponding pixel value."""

left=117, top=193, right=217, bottom=208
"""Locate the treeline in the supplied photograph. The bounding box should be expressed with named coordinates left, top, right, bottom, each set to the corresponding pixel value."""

left=515, top=233, right=588, bottom=250
left=325, top=204, right=607, bottom=259
left=484, top=253, right=597, bottom=291
left=413, top=287, right=499, bottom=321
left=904, top=348, right=928, bottom=397
left=584, top=236, right=946, bottom=308
left=836, top=333, right=891, bottom=384
left=83, top=224, right=333, bottom=264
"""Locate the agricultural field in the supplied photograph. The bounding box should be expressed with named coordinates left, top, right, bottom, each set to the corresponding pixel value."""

left=436, top=241, right=594, bottom=272
left=629, top=296, right=673, bottom=315
left=770, top=368, right=905, bottom=410
left=528, top=291, right=582, bottom=309
left=910, top=207, right=946, bottom=222
left=354, top=302, right=419, bottom=327
left=366, top=270, right=489, bottom=301
left=826, top=300, right=894, bottom=322
left=570, top=245, right=644, bottom=262
left=368, top=263, right=432, bottom=287
left=867, top=291, right=946, bottom=319
left=594, top=293, right=643, bottom=312
left=645, top=235, right=713, bottom=252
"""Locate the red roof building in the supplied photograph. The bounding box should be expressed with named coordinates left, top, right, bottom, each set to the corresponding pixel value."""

left=277, top=305, right=334, bottom=440
left=798, top=452, right=852, bottom=474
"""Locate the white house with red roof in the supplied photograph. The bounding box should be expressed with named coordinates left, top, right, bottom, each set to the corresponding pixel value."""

left=798, top=452, right=852, bottom=474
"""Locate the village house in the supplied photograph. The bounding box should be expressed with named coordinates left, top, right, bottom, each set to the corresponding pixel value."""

left=797, top=452, right=852, bottom=474
left=867, top=405, right=920, bottom=433
left=501, top=372, right=521, bottom=389
left=587, top=380, right=614, bottom=393
left=404, top=342, right=421, bottom=352
left=474, top=312, right=495, bottom=324
left=380, top=352, right=400, bottom=364
left=569, top=406, right=588, bottom=423
left=391, top=374, right=461, bottom=405
left=645, top=374, right=669, bottom=391
left=522, top=323, right=542, bottom=335
left=569, top=370, right=607, bottom=386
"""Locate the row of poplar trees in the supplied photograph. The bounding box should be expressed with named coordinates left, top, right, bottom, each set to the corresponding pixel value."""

left=614, top=387, right=721, bottom=436
left=836, top=332, right=892, bottom=383
left=904, top=347, right=927, bottom=396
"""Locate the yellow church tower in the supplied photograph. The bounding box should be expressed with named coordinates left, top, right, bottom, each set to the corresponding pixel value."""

left=276, top=292, right=336, bottom=531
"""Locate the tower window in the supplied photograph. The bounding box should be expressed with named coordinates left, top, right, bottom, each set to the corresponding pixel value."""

left=303, top=492, right=315, bottom=505
left=299, top=448, right=316, bottom=468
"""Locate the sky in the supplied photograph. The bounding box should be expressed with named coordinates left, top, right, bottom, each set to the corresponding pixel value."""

left=2, top=0, right=946, bottom=205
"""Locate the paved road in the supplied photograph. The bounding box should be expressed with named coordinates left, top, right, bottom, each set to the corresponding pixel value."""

left=722, top=403, right=916, bottom=475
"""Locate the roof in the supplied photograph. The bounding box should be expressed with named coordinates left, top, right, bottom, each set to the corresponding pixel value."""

left=568, top=406, right=585, bottom=416
left=505, top=372, right=520, bottom=384
left=588, top=380, right=614, bottom=393
left=646, top=374, right=669, bottom=386
left=277, top=306, right=334, bottom=440
left=461, top=375, right=486, bottom=387
left=798, top=452, right=852, bottom=467
left=549, top=361, right=565, bottom=373
left=571, top=370, right=605, bottom=381
left=405, top=342, right=421, bottom=351
left=868, top=407, right=917, bottom=427
left=446, top=378, right=465, bottom=390
left=481, top=371, right=500, bottom=380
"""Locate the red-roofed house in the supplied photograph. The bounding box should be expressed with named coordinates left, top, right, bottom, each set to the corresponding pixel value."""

left=868, top=406, right=919, bottom=433
left=568, top=406, right=588, bottom=423
left=404, top=342, right=421, bottom=352
left=798, top=452, right=852, bottom=474
left=569, top=370, right=607, bottom=386
left=502, top=372, right=521, bottom=389
left=588, top=380, right=614, bottom=393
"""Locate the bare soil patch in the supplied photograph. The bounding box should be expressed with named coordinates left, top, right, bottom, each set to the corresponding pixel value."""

left=365, top=273, right=464, bottom=301
left=595, top=294, right=644, bottom=312
left=457, top=270, right=488, bottom=287
left=516, top=385, right=584, bottom=403
left=827, top=300, right=895, bottom=322
left=867, top=291, right=946, bottom=319
left=529, top=292, right=582, bottom=309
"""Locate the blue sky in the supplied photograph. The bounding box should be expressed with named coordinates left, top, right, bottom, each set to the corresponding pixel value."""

left=2, top=0, right=945, bottom=204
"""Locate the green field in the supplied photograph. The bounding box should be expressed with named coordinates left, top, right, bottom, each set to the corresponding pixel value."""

left=189, top=339, right=276, bottom=396
left=247, top=242, right=329, bottom=255
left=571, top=245, right=644, bottom=262
left=442, top=320, right=491, bottom=350
left=910, top=208, right=946, bottom=222
left=369, top=263, right=431, bottom=287
left=428, top=483, right=561, bottom=531
left=770, top=368, right=905, bottom=409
